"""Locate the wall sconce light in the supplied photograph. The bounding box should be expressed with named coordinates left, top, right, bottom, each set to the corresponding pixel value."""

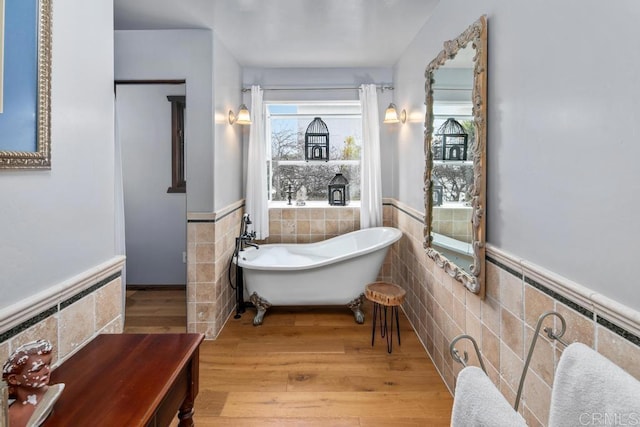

left=228, top=104, right=252, bottom=125
left=383, top=103, right=406, bottom=124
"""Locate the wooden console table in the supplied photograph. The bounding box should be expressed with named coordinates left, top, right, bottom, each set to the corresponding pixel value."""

left=44, top=333, right=204, bottom=427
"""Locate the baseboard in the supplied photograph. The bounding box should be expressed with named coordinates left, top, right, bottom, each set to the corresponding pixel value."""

left=127, top=284, right=186, bottom=291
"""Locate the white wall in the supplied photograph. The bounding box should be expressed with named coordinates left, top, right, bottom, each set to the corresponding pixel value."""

left=115, top=30, right=244, bottom=213
left=114, top=30, right=214, bottom=213
left=116, top=84, right=186, bottom=284
left=213, top=34, right=243, bottom=209
left=0, top=0, right=115, bottom=310
left=394, top=0, right=640, bottom=310
left=242, top=67, right=396, bottom=198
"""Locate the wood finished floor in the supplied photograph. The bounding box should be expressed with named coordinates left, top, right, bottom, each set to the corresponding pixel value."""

left=124, top=289, right=187, bottom=333
left=124, top=289, right=453, bottom=426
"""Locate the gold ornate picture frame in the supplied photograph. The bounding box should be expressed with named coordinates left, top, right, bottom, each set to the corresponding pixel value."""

left=0, top=0, right=52, bottom=169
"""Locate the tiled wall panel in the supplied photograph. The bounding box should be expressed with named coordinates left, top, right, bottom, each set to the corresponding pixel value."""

left=0, top=270, right=124, bottom=369
left=187, top=204, right=242, bottom=339
left=386, top=200, right=640, bottom=426
left=265, top=206, right=360, bottom=243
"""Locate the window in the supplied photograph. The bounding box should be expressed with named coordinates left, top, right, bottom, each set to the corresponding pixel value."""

left=167, top=95, right=186, bottom=193
left=267, top=102, right=362, bottom=202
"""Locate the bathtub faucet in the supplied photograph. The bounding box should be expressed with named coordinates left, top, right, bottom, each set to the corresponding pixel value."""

left=239, top=213, right=259, bottom=251
left=239, top=231, right=258, bottom=251
left=242, top=240, right=259, bottom=250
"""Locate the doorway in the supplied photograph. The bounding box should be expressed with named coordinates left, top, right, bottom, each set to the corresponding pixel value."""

left=115, top=82, right=187, bottom=331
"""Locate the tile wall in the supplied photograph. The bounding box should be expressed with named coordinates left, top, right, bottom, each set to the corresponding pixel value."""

left=386, top=199, right=640, bottom=426
left=0, top=264, right=124, bottom=370
left=187, top=202, right=243, bottom=338
left=264, top=205, right=360, bottom=244
left=432, top=206, right=472, bottom=243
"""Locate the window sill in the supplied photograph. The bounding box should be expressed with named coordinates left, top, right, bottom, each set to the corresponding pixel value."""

left=269, top=201, right=360, bottom=208
left=167, top=185, right=186, bottom=194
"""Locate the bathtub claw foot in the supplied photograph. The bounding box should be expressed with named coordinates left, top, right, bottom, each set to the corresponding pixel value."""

left=348, top=294, right=366, bottom=324
left=249, top=292, right=271, bottom=326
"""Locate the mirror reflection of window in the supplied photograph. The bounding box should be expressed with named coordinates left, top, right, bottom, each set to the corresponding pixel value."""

left=431, top=43, right=475, bottom=212
left=429, top=44, right=476, bottom=274
left=432, top=106, right=473, bottom=207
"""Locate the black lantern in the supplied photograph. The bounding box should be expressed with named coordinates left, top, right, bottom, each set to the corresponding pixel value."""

left=435, top=118, right=468, bottom=161
left=328, top=173, right=350, bottom=206
left=305, top=117, right=329, bottom=161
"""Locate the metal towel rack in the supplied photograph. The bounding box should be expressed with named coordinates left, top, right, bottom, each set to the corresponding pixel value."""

left=449, top=334, right=487, bottom=374
left=514, top=311, right=567, bottom=411
left=450, top=310, right=568, bottom=411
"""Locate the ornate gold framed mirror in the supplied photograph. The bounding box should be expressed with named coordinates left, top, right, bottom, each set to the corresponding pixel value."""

left=424, top=16, right=487, bottom=296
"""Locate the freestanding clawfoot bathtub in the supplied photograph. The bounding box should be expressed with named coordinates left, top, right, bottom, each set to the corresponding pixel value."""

left=235, top=227, right=402, bottom=325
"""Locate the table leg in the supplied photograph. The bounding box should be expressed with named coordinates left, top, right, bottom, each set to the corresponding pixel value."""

left=178, top=347, right=200, bottom=426
left=178, top=406, right=195, bottom=427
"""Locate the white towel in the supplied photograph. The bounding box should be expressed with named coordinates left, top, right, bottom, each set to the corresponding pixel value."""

left=451, top=366, right=527, bottom=427
left=549, top=342, right=640, bottom=427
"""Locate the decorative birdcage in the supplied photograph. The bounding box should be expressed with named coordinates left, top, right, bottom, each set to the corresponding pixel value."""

left=328, top=173, right=350, bottom=206
left=305, top=117, right=330, bottom=161
left=435, top=118, right=468, bottom=161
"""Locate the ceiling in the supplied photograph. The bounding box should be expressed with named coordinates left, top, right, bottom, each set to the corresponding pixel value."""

left=113, top=0, right=440, bottom=68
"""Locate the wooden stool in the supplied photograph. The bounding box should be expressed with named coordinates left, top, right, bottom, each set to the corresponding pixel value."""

left=365, top=282, right=406, bottom=353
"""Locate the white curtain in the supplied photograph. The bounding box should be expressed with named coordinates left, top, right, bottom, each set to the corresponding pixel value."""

left=359, top=84, right=383, bottom=228
left=245, top=85, right=269, bottom=239
left=114, top=94, right=127, bottom=313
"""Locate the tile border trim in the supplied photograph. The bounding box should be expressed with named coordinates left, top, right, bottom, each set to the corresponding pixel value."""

left=384, top=199, right=640, bottom=348
left=59, top=272, right=121, bottom=310
left=0, top=271, right=122, bottom=343
left=0, top=307, right=58, bottom=344
left=596, top=316, right=640, bottom=347
left=485, top=256, right=523, bottom=280
left=486, top=253, right=640, bottom=348
left=187, top=200, right=245, bottom=223
left=0, top=256, right=125, bottom=339
left=187, top=205, right=244, bottom=224
left=382, top=198, right=425, bottom=223
left=488, top=256, right=595, bottom=320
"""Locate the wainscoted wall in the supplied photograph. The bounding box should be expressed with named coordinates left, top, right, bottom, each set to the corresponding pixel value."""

left=187, top=200, right=243, bottom=338
left=265, top=204, right=360, bottom=244
left=386, top=199, right=640, bottom=426
left=0, top=257, right=125, bottom=369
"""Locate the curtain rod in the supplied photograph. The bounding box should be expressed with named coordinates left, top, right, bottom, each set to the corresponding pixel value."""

left=241, top=84, right=394, bottom=93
